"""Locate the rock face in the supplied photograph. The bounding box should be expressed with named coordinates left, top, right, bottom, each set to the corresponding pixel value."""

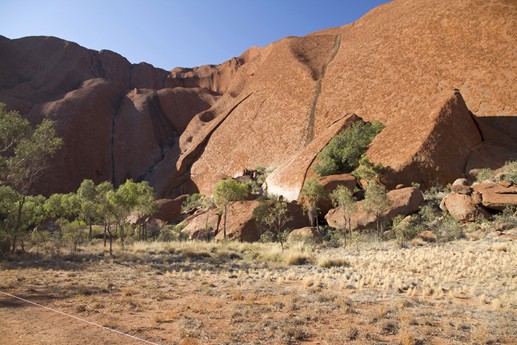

left=1, top=0, right=515, bottom=198
left=326, top=187, right=424, bottom=231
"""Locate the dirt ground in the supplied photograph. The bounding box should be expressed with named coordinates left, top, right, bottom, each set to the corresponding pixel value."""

left=1, top=239, right=516, bottom=345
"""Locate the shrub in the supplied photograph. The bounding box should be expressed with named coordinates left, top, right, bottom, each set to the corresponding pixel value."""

left=314, top=121, right=384, bottom=177
left=317, top=256, right=350, bottom=268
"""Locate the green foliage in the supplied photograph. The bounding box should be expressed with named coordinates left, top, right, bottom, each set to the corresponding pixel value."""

left=253, top=199, right=292, bottom=251
left=330, top=185, right=356, bottom=246
left=314, top=121, right=384, bottom=177
left=501, top=161, right=517, bottom=183
left=475, top=161, right=517, bottom=183
left=106, top=179, right=156, bottom=248
left=475, top=168, right=494, bottom=182
left=352, top=156, right=383, bottom=182
left=301, top=178, right=325, bottom=228
left=59, top=219, right=87, bottom=252
left=181, top=193, right=204, bottom=214
left=391, top=215, right=418, bottom=245
left=363, top=181, right=390, bottom=236
left=214, top=179, right=249, bottom=207
left=0, top=103, right=62, bottom=252
left=214, top=179, right=249, bottom=239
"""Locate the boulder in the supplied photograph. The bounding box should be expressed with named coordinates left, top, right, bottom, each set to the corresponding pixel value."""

left=181, top=209, right=220, bottom=240
left=443, top=193, right=488, bottom=222
left=450, top=185, right=473, bottom=195
left=452, top=178, right=469, bottom=186
left=287, top=227, right=321, bottom=243
left=154, top=195, right=188, bottom=223
left=315, top=174, right=357, bottom=216
left=326, top=187, right=424, bottom=231
left=214, top=200, right=261, bottom=242
left=472, top=183, right=517, bottom=211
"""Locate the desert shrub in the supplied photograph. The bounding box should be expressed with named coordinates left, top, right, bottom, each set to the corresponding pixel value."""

left=501, top=160, right=517, bottom=183
left=475, top=160, right=517, bottom=183
left=60, top=219, right=87, bottom=252
left=158, top=225, right=179, bottom=242
left=181, top=193, right=204, bottom=214
left=320, top=226, right=344, bottom=247
left=436, top=215, right=464, bottom=241
left=317, top=255, right=349, bottom=268
left=475, top=168, right=495, bottom=182
left=493, top=206, right=517, bottom=226
left=314, top=120, right=384, bottom=176
left=392, top=215, right=419, bottom=245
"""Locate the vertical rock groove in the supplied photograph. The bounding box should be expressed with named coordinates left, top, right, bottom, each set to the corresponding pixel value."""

left=305, top=34, right=341, bottom=144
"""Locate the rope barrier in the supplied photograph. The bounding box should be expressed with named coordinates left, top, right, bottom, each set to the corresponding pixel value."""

left=0, top=290, right=160, bottom=345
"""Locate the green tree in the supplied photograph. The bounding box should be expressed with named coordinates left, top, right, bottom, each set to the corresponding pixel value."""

left=301, top=178, right=325, bottom=229
left=314, top=121, right=383, bottom=177
left=214, top=179, right=249, bottom=240
left=253, top=198, right=293, bottom=251
left=0, top=103, right=62, bottom=252
left=77, top=179, right=99, bottom=241
left=330, top=185, right=356, bottom=247
left=95, top=181, right=115, bottom=254
left=106, top=180, right=156, bottom=249
left=363, top=181, right=390, bottom=238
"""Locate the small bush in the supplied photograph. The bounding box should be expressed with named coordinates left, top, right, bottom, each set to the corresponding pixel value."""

left=317, top=256, right=349, bottom=268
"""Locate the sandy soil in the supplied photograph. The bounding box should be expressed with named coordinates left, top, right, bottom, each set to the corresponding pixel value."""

left=1, top=240, right=516, bottom=345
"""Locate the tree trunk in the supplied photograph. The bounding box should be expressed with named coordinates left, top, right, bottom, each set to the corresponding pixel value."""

left=120, top=224, right=125, bottom=249
left=107, top=226, right=113, bottom=256
left=223, top=204, right=227, bottom=240
left=88, top=220, right=93, bottom=241
left=103, top=224, right=107, bottom=247
left=11, top=194, right=26, bottom=253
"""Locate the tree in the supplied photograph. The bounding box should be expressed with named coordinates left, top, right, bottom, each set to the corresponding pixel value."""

left=0, top=103, right=62, bottom=252
left=106, top=179, right=156, bottom=249
left=214, top=179, right=249, bottom=240
left=363, top=181, right=390, bottom=238
left=77, top=179, right=99, bottom=241
left=301, top=178, right=325, bottom=229
left=314, top=121, right=384, bottom=177
left=253, top=198, right=292, bottom=251
left=330, top=185, right=356, bottom=247
left=95, top=181, right=115, bottom=254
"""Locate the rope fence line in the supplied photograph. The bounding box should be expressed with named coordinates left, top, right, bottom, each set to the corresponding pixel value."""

left=0, top=290, right=160, bottom=345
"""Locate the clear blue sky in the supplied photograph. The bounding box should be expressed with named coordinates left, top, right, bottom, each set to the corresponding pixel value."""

left=0, top=0, right=389, bottom=70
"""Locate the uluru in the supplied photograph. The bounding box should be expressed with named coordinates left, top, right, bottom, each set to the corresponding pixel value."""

left=2, top=1, right=517, bottom=345
left=0, top=0, right=515, bottom=198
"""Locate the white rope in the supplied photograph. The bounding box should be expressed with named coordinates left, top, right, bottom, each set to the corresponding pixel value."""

left=0, top=290, right=160, bottom=345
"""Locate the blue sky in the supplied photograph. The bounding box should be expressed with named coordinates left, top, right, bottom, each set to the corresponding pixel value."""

left=0, top=0, right=389, bottom=70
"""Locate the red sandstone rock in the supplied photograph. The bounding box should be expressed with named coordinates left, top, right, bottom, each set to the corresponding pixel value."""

left=287, top=227, right=321, bottom=243
left=473, top=183, right=517, bottom=211
left=1, top=0, right=516, bottom=197
left=326, top=187, right=424, bottom=231
left=443, top=193, right=482, bottom=222
left=154, top=195, right=188, bottom=223
left=181, top=209, right=220, bottom=240
left=315, top=174, right=357, bottom=216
